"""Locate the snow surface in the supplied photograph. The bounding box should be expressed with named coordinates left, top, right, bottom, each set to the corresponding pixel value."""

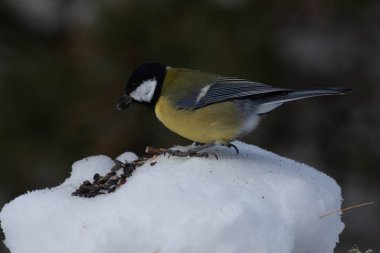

left=0, top=141, right=344, bottom=253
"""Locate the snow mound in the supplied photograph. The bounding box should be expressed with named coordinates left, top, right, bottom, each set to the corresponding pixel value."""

left=0, top=141, right=344, bottom=253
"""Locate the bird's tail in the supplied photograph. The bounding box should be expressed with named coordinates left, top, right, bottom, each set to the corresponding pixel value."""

left=256, top=87, right=351, bottom=114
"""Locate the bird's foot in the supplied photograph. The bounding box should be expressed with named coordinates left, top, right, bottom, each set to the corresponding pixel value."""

left=211, top=141, right=239, bottom=154
left=166, top=148, right=218, bottom=160
left=145, top=145, right=217, bottom=159
left=145, top=141, right=239, bottom=160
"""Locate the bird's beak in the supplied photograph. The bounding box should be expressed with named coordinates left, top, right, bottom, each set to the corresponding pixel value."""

left=116, top=94, right=133, bottom=110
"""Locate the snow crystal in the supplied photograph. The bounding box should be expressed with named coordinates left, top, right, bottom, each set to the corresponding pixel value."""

left=0, top=141, right=344, bottom=253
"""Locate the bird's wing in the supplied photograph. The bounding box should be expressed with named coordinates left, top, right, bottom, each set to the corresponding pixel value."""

left=175, top=77, right=290, bottom=109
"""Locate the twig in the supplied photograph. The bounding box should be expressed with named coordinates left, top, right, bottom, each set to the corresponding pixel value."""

left=320, top=202, right=374, bottom=218
left=145, top=146, right=168, bottom=155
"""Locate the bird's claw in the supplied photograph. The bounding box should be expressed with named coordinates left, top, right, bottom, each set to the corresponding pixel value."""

left=226, top=143, right=239, bottom=154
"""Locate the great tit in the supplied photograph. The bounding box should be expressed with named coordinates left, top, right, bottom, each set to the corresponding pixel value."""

left=117, top=63, right=351, bottom=156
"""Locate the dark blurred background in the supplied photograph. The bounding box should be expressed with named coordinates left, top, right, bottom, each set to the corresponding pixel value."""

left=0, top=0, right=379, bottom=252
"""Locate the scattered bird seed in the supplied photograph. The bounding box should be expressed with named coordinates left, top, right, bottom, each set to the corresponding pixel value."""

left=72, top=154, right=154, bottom=198
left=73, top=144, right=206, bottom=198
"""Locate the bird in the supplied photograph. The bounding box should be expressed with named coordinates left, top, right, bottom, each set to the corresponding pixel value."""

left=116, top=63, right=351, bottom=157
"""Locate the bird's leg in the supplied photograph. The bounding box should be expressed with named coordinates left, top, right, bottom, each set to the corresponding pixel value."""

left=191, top=142, right=203, bottom=147
left=187, top=142, right=216, bottom=152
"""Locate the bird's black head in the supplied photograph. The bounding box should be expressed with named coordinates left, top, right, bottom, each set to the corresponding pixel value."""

left=116, top=63, right=167, bottom=110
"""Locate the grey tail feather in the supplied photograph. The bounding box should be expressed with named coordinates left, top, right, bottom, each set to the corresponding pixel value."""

left=259, top=87, right=352, bottom=106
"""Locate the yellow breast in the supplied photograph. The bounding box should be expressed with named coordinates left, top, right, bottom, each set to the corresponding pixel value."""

left=155, top=97, right=241, bottom=143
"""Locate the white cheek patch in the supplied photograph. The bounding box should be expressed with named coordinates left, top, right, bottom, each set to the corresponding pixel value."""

left=130, top=79, right=157, bottom=102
